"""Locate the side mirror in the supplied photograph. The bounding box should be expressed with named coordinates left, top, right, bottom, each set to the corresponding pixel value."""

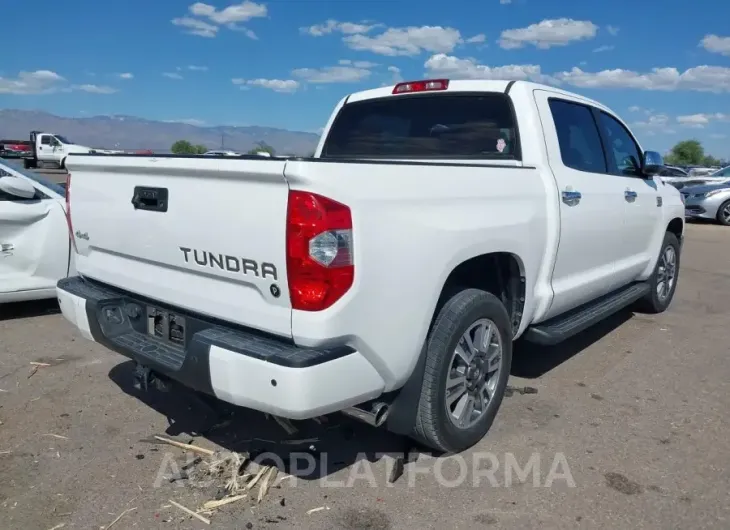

left=0, top=176, right=37, bottom=199
left=642, top=150, right=664, bottom=177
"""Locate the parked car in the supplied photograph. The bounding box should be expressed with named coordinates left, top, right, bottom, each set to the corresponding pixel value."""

left=0, top=162, right=74, bottom=303
left=664, top=165, right=730, bottom=190
left=681, top=179, right=730, bottom=225
left=658, top=166, right=688, bottom=177
left=57, top=79, right=684, bottom=453
left=203, top=150, right=241, bottom=156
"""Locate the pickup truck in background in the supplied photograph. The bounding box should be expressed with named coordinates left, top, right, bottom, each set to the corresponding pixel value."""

left=57, top=79, right=684, bottom=452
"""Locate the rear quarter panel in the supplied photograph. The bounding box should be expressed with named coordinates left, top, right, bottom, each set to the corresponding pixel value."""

left=284, top=159, right=549, bottom=390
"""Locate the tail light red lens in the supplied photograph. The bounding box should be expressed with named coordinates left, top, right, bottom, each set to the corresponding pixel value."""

left=286, top=191, right=354, bottom=311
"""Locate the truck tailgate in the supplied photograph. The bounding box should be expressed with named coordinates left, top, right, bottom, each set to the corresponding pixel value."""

left=65, top=155, right=292, bottom=338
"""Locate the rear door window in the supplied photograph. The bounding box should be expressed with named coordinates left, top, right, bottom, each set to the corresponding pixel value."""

left=322, top=93, right=520, bottom=160
left=548, top=99, right=607, bottom=174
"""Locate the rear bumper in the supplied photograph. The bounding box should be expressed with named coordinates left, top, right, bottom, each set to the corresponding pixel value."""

left=56, top=276, right=385, bottom=419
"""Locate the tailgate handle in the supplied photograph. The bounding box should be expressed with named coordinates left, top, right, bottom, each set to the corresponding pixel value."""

left=131, top=186, right=168, bottom=212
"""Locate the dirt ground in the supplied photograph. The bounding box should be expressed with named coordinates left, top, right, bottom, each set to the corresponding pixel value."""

left=1, top=222, right=729, bottom=530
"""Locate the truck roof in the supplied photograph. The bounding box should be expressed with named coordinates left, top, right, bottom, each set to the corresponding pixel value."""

left=345, top=79, right=611, bottom=114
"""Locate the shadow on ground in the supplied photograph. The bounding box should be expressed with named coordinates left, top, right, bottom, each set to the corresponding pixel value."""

left=511, top=309, right=633, bottom=379
left=106, top=309, right=633, bottom=481
left=109, top=361, right=417, bottom=482
left=0, top=299, right=60, bottom=322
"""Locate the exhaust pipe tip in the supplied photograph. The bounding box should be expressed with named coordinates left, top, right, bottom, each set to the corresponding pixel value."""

left=342, top=401, right=390, bottom=428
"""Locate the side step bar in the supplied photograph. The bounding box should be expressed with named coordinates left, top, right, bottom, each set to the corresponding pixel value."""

left=524, top=282, right=650, bottom=346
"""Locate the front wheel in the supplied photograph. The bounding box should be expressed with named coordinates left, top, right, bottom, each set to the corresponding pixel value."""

left=412, top=289, right=512, bottom=453
left=637, top=232, right=680, bottom=314
left=716, top=200, right=730, bottom=226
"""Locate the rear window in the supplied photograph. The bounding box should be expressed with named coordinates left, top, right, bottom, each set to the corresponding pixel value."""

left=321, top=93, right=519, bottom=160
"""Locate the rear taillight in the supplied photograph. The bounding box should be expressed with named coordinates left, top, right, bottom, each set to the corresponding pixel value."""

left=286, top=191, right=354, bottom=311
left=65, top=173, right=77, bottom=252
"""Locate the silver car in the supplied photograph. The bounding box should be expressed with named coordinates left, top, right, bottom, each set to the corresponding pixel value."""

left=681, top=180, right=730, bottom=226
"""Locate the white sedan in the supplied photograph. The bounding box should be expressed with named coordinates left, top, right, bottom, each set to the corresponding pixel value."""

left=0, top=161, right=74, bottom=303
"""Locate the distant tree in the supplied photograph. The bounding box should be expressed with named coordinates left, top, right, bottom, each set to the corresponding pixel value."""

left=664, top=140, right=705, bottom=166
left=193, top=144, right=207, bottom=154
left=171, top=140, right=195, bottom=154
left=703, top=154, right=722, bottom=167
left=246, top=141, right=275, bottom=156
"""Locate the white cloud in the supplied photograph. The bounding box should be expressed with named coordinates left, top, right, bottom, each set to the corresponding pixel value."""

left=165, top=118, right=207, bottom=126
left=233, top=78, right=300, bottom=93
left=173, top=2, right=266, bottom=37
left=187, top=65, right=208, bottom=71
left=631, top=113, right=675, bottom=134
left=628, top=106, right=642, bottom=112
left=338, top=59, right=379, bottom=68
left=424, top=54, right=556, bottom=83
left=606, top=25, right=620, bottom=36
left=117, top=72, right=134, bottom=79
left=172, top=16, right=219, bottom=37
left=292, top=65, right=372, bottom=83
left=500, top=0, right=512, bottom=4
left=163, top=72, right=184, bottom=80
left=0, top=70, right=65, bottom=94
left=676, top=113, right=728, bottom=128
left=0, top=70, right=119, bottom=95
left=190, top=1, right=266, bottom=24
left=387, top=65, right=404, bottom=84
left=229, top=26, right=258, bottom=39
left=593, top=45, right=614, bottom=53
left=301, top=19, right=379, bottom=36
left=498, top=19, right=598, bottom=49
left=709, top=133, right=727, bottom=139
left=467, top=33, right=487, bottom=44
left=344, top=26, right=463, bottom=56
left=73, top=84, right=117, bottom=94
left=424, top=54, right=730, bottom=93
left=556, top=65, right=730, bottom=92
left=700, top=34, right=730, bottom=56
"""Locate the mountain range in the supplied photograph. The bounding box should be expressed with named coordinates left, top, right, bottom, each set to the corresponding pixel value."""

left=0, top=109, right=320, bottom=155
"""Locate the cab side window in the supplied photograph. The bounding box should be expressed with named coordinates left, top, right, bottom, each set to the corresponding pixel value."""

left=549, top=99, right=607, bottom=174
left=597, top=112, right=642, bottom=177
left=41, top=136, right=51, bottom=145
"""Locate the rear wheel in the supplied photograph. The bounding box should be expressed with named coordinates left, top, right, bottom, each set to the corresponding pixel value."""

left=716, top=200, right=730, bottom=226
left=637, top=231, right=680, bottom=314
left=412, top=289, right=512, bottom=453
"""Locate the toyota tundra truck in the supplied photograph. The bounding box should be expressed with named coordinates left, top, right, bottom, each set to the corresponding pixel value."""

left=57, top=79, right=684, bottom=453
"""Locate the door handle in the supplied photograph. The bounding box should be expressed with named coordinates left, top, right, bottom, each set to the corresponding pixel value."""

left=624, top=189, right=638, bottom=202
left=561, top=190, right=582, bottom=206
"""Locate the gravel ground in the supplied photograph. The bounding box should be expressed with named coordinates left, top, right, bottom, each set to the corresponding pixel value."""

left=1, top=222, right=729, bottom=529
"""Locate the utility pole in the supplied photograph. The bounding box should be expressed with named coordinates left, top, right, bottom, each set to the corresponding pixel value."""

left=220, top=131, right=226, bottom=150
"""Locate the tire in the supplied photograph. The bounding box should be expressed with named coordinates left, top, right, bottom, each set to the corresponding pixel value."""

left=716, top=200, right=730, bottom=226
left=637, top=231, right=681, bottom=314
left=412, top=288, right=512, bottom=453
left=60, top=158, right=66, bottom=170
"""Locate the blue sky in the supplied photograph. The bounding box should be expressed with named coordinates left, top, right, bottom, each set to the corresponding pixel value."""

left=2, top=0, right=730, bottom=156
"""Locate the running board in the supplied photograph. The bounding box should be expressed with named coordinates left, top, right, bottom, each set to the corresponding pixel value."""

left=524, top=282, right=650, bottom=346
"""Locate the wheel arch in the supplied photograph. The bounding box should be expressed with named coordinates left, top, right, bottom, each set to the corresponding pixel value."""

left=385, top=251, right=526, bottom=437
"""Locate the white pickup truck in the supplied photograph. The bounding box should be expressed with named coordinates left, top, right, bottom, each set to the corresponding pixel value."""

left=57, top=79, right=684, bottom=452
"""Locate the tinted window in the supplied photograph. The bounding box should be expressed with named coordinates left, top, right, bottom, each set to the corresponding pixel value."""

left=714, top=166, right=730, bottom=177
left=598, top=112, right=642, bottom=177
left=549, top=99, right=607, bottom=173
left=322, top=94, right=519, bottom=159
left=41, top=136, right=51, bottom=145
